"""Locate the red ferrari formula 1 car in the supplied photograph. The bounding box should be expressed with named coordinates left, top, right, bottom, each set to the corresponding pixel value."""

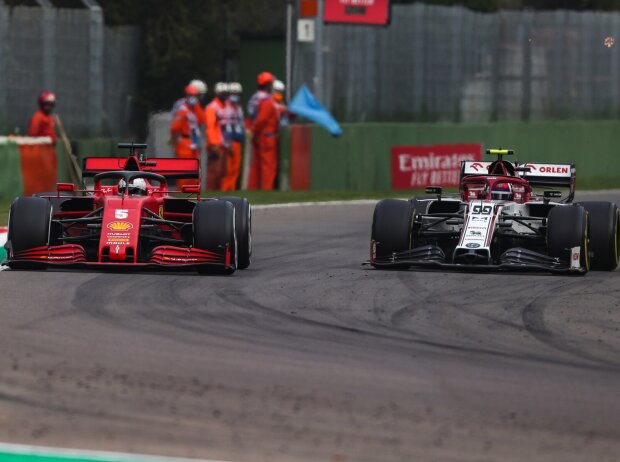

left=371, top=149, right=619, bottom=274
left=4, top=143, right=251, bottom=274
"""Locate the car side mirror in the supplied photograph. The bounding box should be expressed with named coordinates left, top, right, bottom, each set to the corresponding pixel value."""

left=181, top=185, right=200, bottom=194
left=57, top=183, right=75, bottom=192
left=543, top=190, right=562, bottom=199
left=425, top=186, right=442, bottom=200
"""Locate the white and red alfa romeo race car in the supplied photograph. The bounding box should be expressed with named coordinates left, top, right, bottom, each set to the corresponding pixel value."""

left=371, top=149, right=619, bottom=274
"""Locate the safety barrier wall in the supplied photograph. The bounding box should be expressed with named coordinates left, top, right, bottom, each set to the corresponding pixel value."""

left=0, top=138, right=122, bottom=201
left=57, top=138, right=123, bottom=183
left=0, top=141, right=24, bottom=201
left=304, top=121, right=620, bottom=191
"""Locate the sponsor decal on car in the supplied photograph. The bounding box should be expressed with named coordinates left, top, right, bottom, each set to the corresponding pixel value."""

left=107, top=221, right=133, bottom=231
left=106, top=238, right=130, bottom=245
left=465, top=243, right=481, bottom=248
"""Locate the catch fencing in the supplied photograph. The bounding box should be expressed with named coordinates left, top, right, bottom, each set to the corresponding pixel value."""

left=0, top=3, right=139, bottom=137
left=293, top=3, right=620, bottom=123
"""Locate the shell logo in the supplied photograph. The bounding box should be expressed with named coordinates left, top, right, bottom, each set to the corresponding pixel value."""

left=107, top=221, right=133, bottom=231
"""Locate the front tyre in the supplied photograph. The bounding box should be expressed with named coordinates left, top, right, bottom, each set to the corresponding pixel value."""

left=371, top=199, right=415, bottom=262
left=547, top=205, right=589, bottom=272
left=193, top=200, right=237, bottom=274
left=578, top=201, right=619, bottom=271
left=218, top=196, right=251, bottom=269
left=7, top=196, right=52, bottom=269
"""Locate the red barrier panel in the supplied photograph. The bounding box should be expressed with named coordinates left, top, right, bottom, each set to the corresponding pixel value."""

left=391, top=144, right=482, bottom=189
left=19, top=143, right=58, bottom=195
left=290, top=125, right=311, bottom=191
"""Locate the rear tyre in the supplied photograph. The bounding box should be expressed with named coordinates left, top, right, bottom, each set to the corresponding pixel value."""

left=193, top=200, right=237, bottom=274
left=371, top=199, right=415, bottom=261
left=547, top=205, right=589, bottom=272
left=7, top=197, right=52, bottom=268
left=578, top=201, right=619, bottom=271
left=218, top=196, right=251, bottom=269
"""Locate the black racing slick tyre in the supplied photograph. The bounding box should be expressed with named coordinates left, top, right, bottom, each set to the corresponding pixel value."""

left=371, top=199, right=415, bottom=260
left=218, top=196, right=251, bottom=269
left=193, top=200, right=237, bottom=274
left=547, top=204, right=589, bottom=272
left=7, top=196, right=52, bottom=262
left=578, top=201, right=620, bottom=271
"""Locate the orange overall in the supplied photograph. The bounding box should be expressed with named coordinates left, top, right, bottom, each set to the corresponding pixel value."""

left=220, top=100, right=245, bottom=191
left=28, top=109, right=58, bottom=143
left=170, top=101, right=204, bottom=188
left=205, top=97, right=229, bottom=191
left=248, top=93, right=279, bottom=190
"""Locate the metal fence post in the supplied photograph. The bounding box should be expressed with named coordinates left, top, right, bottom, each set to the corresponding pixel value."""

left=36, top=0, right=56, bottom=92
left=490, top=14, right=501, bottom=122
left=314, top=0, right=324, bottom=101
left=521, top=11, right=532, bottom=122
left=0, top=0, right=7, bottom=131
left=82, top=0, right=103, bottom=136
left=611, top=13, right=620, bottom=117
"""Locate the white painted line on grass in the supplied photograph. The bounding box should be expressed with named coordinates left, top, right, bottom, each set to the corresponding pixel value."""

left=252, top=199, right=380, bottom=209
left=0, top=441, right=236, bottom=462
left=251, top=189, right=620, bottom=210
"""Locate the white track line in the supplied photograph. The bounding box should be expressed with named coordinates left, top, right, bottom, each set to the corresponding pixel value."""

left=0, top=442, right=235, bottom=462
left=251, top=190, right=620, bottom=210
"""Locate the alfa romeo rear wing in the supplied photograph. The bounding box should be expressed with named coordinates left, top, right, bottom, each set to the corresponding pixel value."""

left=460, top=161, right=575, bottom=197
left=82, top=156, right=199, bottom=180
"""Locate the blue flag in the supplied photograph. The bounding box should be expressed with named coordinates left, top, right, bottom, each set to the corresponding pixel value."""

left=289, top=85, right=342, bottom=137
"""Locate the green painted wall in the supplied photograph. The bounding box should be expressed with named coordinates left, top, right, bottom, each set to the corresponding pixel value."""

left=0, top=142, right=24, bottom=201
left=308, top=121, right=620, bottom=190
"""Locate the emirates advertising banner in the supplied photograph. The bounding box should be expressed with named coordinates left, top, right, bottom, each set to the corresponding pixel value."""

left=391, top=144, right=483, bottom=189
left=324, top=0, right=391, bottom=26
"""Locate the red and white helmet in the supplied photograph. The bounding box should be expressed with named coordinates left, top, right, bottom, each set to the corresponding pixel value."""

left=188, top=79, right=207, bottom=95
left=185, top=84, right=200, bottom=96
left=38, top=91, right=56, bottom=105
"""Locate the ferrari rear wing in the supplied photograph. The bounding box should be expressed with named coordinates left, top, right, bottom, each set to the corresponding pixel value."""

left=82, top=156, right=199, bottom=179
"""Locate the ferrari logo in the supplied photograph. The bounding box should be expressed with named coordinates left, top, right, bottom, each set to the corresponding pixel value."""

left=107, top=221, right=133, bottom=231
left=158, top=205, right=164, bottom=218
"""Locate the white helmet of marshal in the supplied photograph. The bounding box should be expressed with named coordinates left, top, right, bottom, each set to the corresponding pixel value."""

left=272, top=80, right=285, bottom=92
left=228, top=82, right=243, bottom=94
left=214, top=82, right=229, bottom=95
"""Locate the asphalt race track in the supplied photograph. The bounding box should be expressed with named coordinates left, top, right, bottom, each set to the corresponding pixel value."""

left=1, top=192, right=620, bottom=462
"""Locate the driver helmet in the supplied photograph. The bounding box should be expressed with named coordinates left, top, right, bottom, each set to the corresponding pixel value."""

left=118, top=178, right=148, bottom=196
left=491, top=182, right=513, bottom=201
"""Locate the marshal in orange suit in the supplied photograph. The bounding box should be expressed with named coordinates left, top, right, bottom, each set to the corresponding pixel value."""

left=248, top=72, right=279, bottom=190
